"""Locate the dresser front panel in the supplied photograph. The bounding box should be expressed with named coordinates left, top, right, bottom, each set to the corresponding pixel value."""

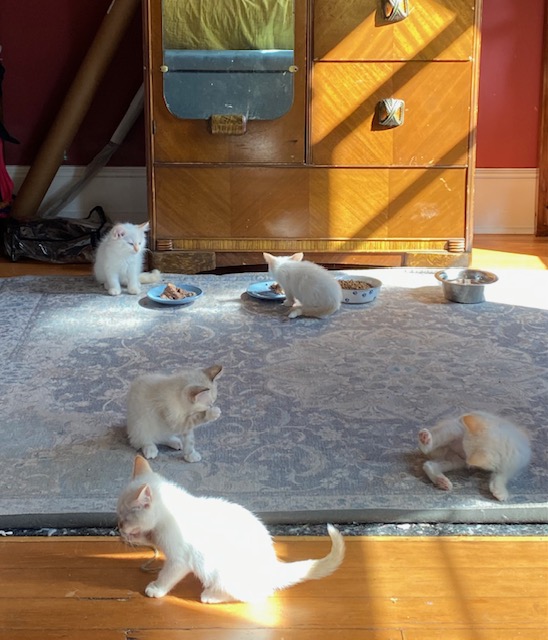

left=314, top=0, right=476, bottom=61
left=311, top=61, right=472, bottom=167
left=153, top=166, right=466, bottom=243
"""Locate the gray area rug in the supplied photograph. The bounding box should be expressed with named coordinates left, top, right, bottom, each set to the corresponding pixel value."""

left=1, top=268, right=547, bottom=527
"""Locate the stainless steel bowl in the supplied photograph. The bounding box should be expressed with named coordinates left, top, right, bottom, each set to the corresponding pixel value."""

left=435, top=269, right=498, bottom=304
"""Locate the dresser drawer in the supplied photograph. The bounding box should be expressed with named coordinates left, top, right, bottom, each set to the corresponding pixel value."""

left=311, top=61, right=472, bottom=167
left=314, top=0, right=476, bottom=61
left=153, top=166, right=466, bottom=243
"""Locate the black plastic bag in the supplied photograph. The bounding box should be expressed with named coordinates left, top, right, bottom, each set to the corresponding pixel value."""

left=1, top=206, right=111, bottom=263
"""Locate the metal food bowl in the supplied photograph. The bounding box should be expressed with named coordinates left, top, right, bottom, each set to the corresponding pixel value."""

left=338, top=276, right=382, bottom=304
left=435, top=269, right=498, bottom=304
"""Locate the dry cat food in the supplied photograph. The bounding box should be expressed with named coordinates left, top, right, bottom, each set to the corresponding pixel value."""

left=269, top=282, right=284, bottom=294
left=339, top=279, right=373, bottom=290
left=160, top=283, right=196, bottom=300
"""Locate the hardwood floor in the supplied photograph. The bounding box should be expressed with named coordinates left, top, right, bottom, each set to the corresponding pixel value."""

left=1, top=535, right=546, bottom=639
left=0, top=235, right=546, bottom=277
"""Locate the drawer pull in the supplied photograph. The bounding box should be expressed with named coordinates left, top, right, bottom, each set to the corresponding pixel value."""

left=377, top=98, right=405, bottom=128
left=383, top=0, right=409, bottom=23
left=209, top=114, right=247, bottom=135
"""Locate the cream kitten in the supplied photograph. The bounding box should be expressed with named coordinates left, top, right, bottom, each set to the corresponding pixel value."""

left=263, top=252, right=341, bottom=319
left=127, top=365, right=223, bottom=462
left=117, top=456, right=345, bottom=602
left=93, top=221, right=160, bottom=296
left=418, top=411, right=531, bottom=500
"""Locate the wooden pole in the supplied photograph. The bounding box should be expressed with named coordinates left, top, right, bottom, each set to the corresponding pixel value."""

left=11, top=0, right=142, bottom=220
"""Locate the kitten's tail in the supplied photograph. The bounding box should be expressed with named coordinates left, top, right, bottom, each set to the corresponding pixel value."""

left=272, top=524, right=345, bottom=590
left=139, top=269, right=161, bottom=284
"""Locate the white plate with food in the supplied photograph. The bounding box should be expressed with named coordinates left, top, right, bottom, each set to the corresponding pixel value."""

left=147, top=283, right=203, bottom=306
left=246, top=281, right=286, bottom=301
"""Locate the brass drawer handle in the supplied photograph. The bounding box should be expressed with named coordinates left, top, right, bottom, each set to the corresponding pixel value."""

left=383, top=0, right=409, bottom=23
left=376, top=98, right=405, bottom=128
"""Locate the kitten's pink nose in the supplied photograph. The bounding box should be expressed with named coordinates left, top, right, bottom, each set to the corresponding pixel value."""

left=132, top=244, right=139, bottom=252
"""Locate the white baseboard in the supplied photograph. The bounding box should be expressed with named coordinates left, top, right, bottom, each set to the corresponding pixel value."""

left=7, top=165, right=148, bottom=224
left=7, top=166, right=539, bottom=234
left=473, top=168, right=538, bottom=234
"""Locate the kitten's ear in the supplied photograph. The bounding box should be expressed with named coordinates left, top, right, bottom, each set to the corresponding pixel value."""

left=138, top=221, right=150, bottom=232
left=133, top=455, right=153, bottom=478
left=188, top=386, right=212, bottom=405
left=204, top=364, right=223, bottom=381
left=290, top=252, right=304, bottom=262
left=263, top=252, right=274, bottom=266
left=467, top=450, right=492, bottom=470
left=112, top=224, right=126, bottom=239
left=131, top=483, right=153, bottom=509
left=462, top=414, right=486, bottom=435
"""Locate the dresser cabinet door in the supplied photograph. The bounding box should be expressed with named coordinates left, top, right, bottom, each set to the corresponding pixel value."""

left=146, top=0, right=307, bottom=164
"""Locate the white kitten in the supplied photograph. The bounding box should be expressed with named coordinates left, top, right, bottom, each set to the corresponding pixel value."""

left=263, top=252, right=341, bottom=319
left=117, top=456, right=345, bottom=602
left=127, top=365, right=223, bottom=462
left=93, top=221, right=160, bottom=296
left=418, top=411, right=531, bottom=500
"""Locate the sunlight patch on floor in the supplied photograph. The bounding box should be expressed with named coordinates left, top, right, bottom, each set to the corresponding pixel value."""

left=470, top=248, right=547, bottom=270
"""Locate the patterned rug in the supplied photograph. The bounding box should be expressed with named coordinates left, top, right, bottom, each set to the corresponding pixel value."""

left=1, top=269, right=547, bottom=528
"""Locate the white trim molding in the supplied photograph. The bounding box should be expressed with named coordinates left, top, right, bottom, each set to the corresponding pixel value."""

left=7, top=165, right=148, bottom=224
left=473, top=168, right=538, bottom=234
left=8, top=166, right=539, bottom=234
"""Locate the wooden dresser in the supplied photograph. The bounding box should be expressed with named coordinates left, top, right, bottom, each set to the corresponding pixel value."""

left=144, top=0, right=482, bottom=273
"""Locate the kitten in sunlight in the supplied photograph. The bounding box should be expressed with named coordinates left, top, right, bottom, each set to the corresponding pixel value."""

left=117, top=455, right=345, bottom=602
left=126, top=365, right=223, bottom=462
left=93, top=221, right=160, bottom=296
left=263, top=252, right=341, bottom=319
left=418, top=411, right=531, bottom=501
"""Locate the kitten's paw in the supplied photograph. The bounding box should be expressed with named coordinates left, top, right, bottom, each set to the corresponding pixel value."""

left=288, top=308, right=303, bottom=319
left=201, top=588, right=229, bottom=604
left=206, top=406, right=221, bottom=422
left=418, top=428, right=433, bottom=453
left=166, top=436, right=183, bottom=450
left=145, top=581, right=168, bottom=598
left=141, top=444, right=159, bottom=459
left=107, top=287, right=122, bottom=296
left=423, top=461, right=453, bottom=491
left=489, top=481, right=509, bottom=501
left=127, top=286, right=141, bottom=295
left=183, top=450, right=202, bottom=463
left=434, top=475, right=453, bottom=491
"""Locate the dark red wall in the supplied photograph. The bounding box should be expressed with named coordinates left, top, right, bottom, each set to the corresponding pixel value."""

left=0, top=0, right=545, bottom=168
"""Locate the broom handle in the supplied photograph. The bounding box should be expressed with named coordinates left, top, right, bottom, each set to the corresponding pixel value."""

left=11, top=0, right=142, bottom=220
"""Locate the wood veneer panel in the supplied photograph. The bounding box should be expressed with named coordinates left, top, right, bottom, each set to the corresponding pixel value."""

left=314, top=0, right=476, bottom=61
left=311, top=62, right=472, bottom=166
left=153, top=167, right=464, bottom=243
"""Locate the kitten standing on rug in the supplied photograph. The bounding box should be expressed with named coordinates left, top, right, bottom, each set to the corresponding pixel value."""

left=127, top=365, right=223, bottom=462
left=263, top=252, right=341, bottom=319
left=117, top=455, right=345, bottom=601
left=93, top=221, right=160, bottom=296
left=418, top=411, right=531, bottom=501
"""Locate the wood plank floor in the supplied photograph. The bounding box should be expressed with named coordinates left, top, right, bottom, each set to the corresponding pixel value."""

left=0, top=234, right=546, bottom=277
left=1, top=535, right=547, bottom=639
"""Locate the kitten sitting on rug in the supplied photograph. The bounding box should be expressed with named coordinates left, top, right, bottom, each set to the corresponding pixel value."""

left=127, top=365, right=223, bottom=462
left=117, top=455, right=345, bottom=601
left=263, top=252, right=341, bottom=319
left=93, top=221, right=160, bottom=296
left=418, top=411, right=531, bottom=501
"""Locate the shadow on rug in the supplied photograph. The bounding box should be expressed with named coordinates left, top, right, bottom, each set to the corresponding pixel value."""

left=1, top=268, right=547, bottom=527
